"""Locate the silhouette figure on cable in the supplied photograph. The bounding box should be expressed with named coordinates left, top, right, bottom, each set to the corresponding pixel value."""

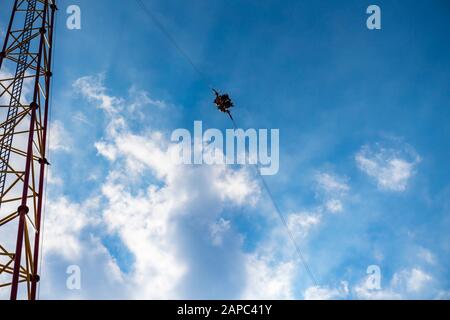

left=213, top=89, right=234, bottom=121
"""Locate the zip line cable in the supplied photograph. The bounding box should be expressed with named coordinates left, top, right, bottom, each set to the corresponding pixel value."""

left=230, top=119, right=319, bottom=287
left=38, top=7, right=59, bottom=299
left=257, top=171, right=318, bottom=286
left=133, top=0, right=319, bottom=287
left=135, top=0, right=214, bottom=90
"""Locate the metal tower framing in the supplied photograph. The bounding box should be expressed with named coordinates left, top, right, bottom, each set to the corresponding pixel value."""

left=0, top=0, right=56, bottom=300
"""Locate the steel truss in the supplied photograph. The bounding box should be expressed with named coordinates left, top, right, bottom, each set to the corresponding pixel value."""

left=0, top=0, right=57, bottom=300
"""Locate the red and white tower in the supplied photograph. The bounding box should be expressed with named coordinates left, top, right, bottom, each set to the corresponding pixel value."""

left=0, top=0, right=57, bottom=300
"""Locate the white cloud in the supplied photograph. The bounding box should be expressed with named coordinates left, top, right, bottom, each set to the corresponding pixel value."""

left=49, top=120, right=72, bottom=152
left=355, top=142, right=421, bottom=192
left=210, top=218, right=231, bottom=246
left=355, top=267, right=433, bottom=300
left=95, top=140, right=117, bottom=161
left=47, top=169, right=63, bottom=186
left=214, top=168, right=260, bottom=206
left=315, top=172, right=349, bottom=214
left=325, top=199, right=343, bottom=213
left=239, top=207, right=322, bottom=299
left=34, top=74, right=446, bottom=301
left=304, top=282, right=348, bottom=300
left=241, top=254, right=295, bottom=300
left=95, top=126, right=260, bottom=298
left=435, top=291, right=450, bottom=300
left=72, top=111, right=92, bottom=126
left=128, top=87, right=167, bottom=111
left=43, top=197, right=99, bottom=260
left=100, top=174, right=188, bottom=299
left=316, top=173, right=349, bottom=193
left=73, top=74, right=123, bottom=114
left=287, top=212, right=321, bottom=239
left=394, top=268, right=432, bottom=293
left=417, top=247, right=436, bottom=265
left=41, top=74, right=262, bottom=299
left=354, top=284, right=402, bottom=300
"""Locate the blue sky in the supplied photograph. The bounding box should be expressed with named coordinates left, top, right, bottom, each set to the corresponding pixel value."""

left=1, top=0, right=449, bottom=299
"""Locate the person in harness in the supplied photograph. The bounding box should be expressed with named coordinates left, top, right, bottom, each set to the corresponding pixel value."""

left=213, top=89, right=234, bottom=121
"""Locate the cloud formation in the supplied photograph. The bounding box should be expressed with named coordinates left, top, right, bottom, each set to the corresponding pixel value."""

left=355, top=142, right=421, bottom=192
left=315, top=172, right=349, bottom=214
left=41, top=74, right=262, bottom=299
left=354, top=268, right=434, bottom=300
left=32, top=74, right=446, bottom=300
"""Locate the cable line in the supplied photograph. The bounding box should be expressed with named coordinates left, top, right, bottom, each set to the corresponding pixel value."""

left=135, top=0, right=214, bottom=90
left=134, top=0, right=319, bottom=287
left=230, top=118, right=319, bottom=287
left=38, top=3, right=59, bottom=300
